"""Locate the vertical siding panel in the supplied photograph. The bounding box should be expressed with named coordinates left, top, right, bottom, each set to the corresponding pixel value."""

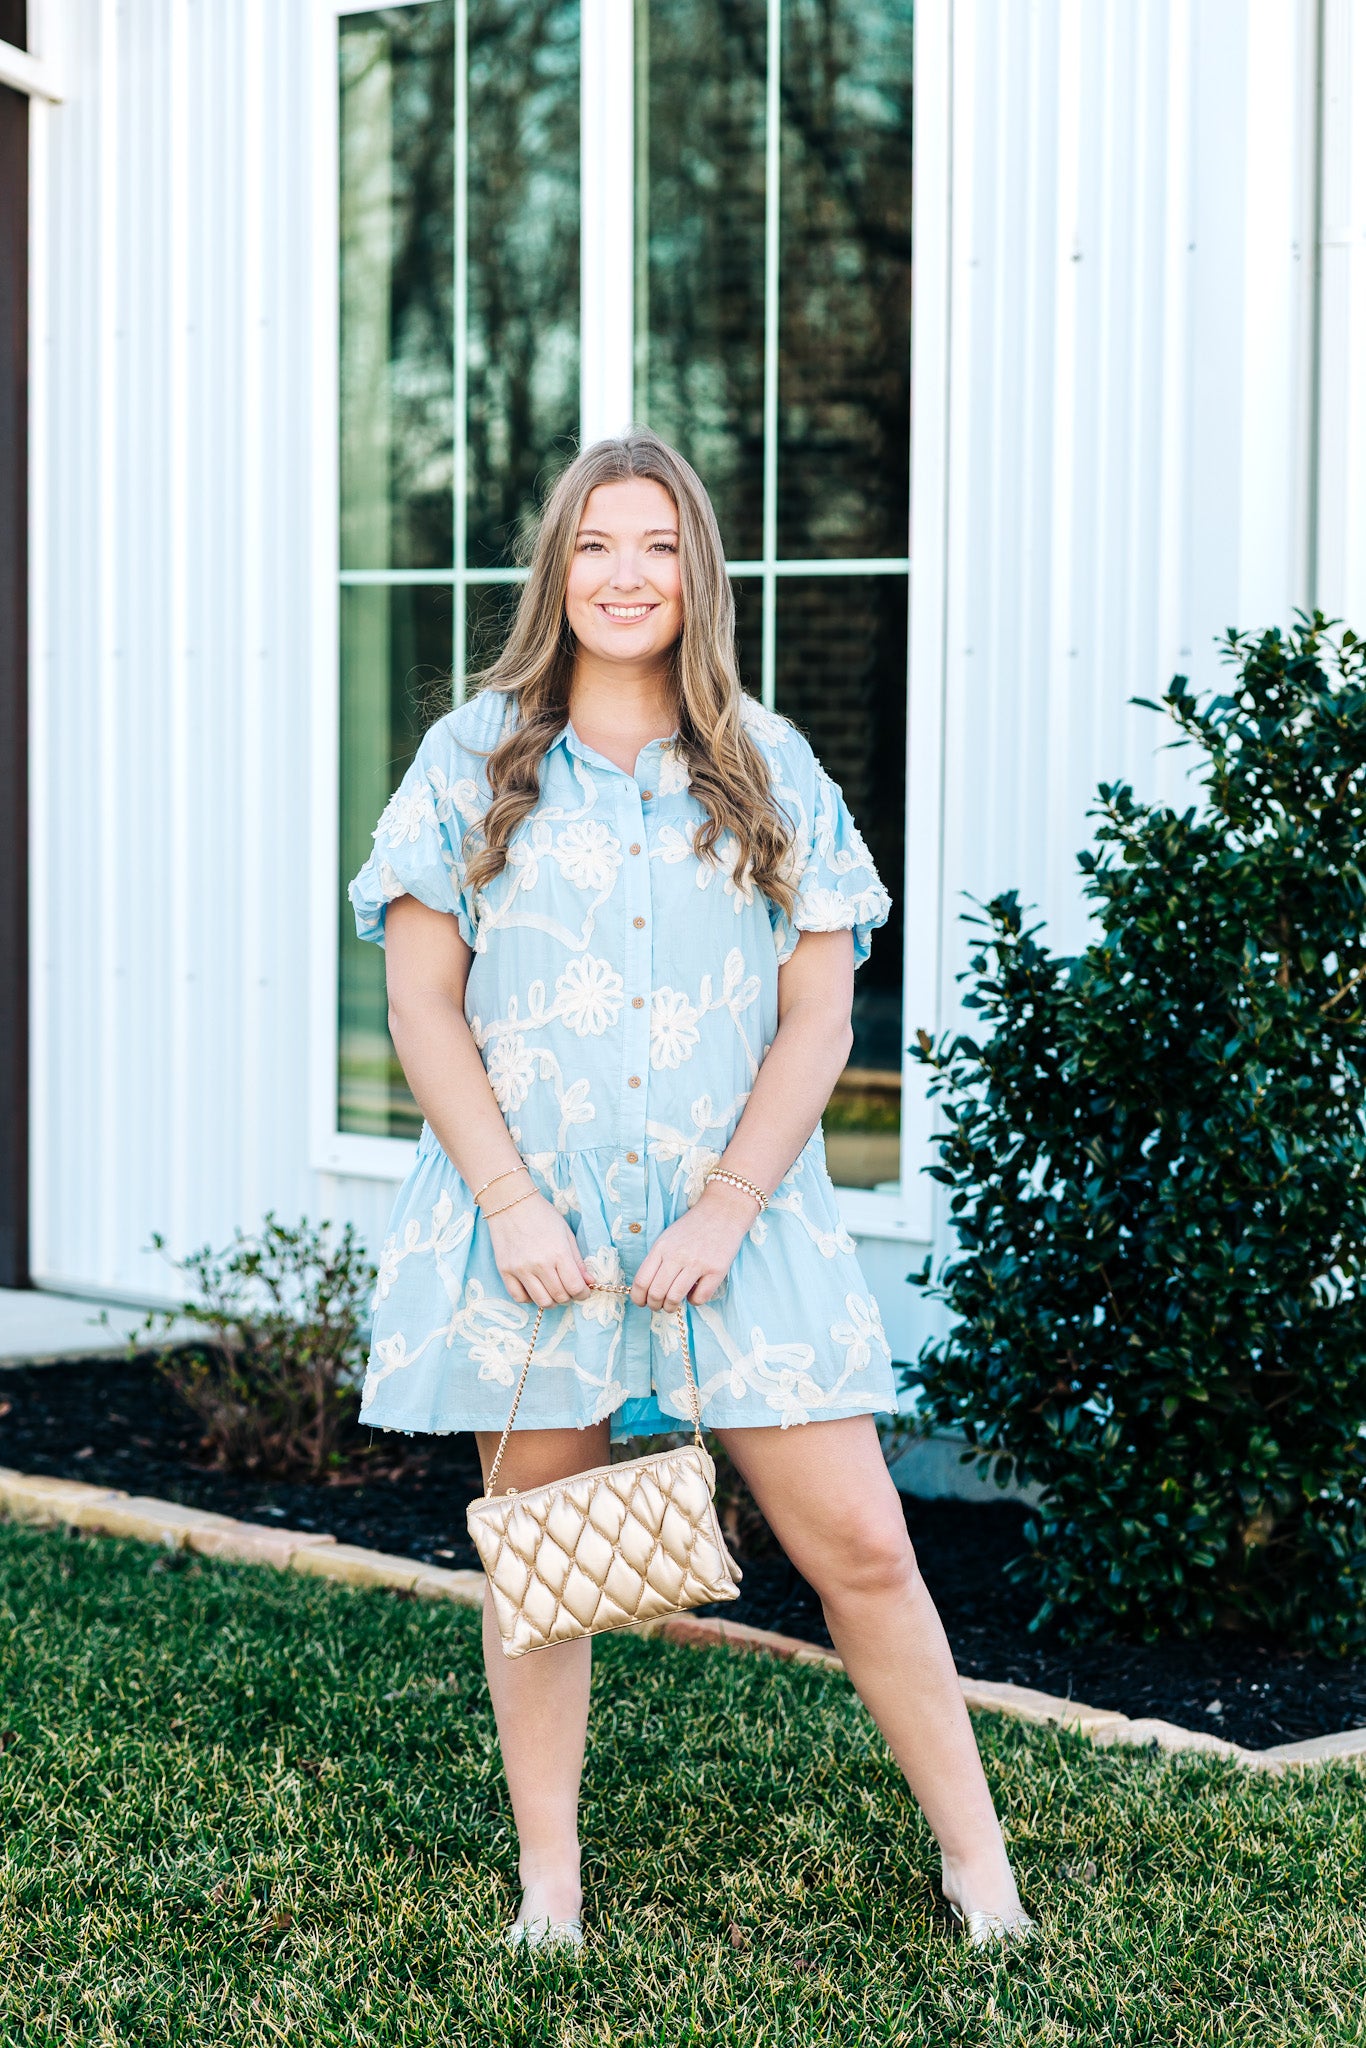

left=27, top=38, right=52, bottom=1283
left=116, top=0, right=171, bottom=1287
left=280, top=0, right=321, bottom=1231
left=981, top=2, right=1016, bottom=890
left=1237, top=0, right=1315, bottom=621
left=186, top=0, right=240, bottom=1265
left=1042, top=0, right=1080, bottom=935
left=239, top=0, right=265, bottom=1239
left=36, top=0, right=80, bottom=1282
left=1183, top=0, right=1247, bottom=672
left=94, top=0, right=118, bottom=1281
left=1316, top=0, right=1366, bottom=625
left=1118, top=2, right=1166, bottom=787
left=1152, top=0, right=1194, bottom=813
left=168, top=0, right=190, bottom=1267
left=1017, top=0, right=1056, bottom=912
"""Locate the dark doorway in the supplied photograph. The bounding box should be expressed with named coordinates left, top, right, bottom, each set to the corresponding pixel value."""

left=0, top=0, right=29, bottom=1287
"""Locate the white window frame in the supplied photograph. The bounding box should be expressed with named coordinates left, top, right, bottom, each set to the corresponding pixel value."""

left=311, top=0, right=950, bottom=1251
left=0, top=0, right=63, bottom=103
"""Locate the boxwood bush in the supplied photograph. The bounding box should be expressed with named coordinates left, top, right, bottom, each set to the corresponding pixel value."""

left=911, top=618, right=1366, bottom=1650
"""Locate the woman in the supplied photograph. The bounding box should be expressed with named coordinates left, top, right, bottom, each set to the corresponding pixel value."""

left=349, top=430, right=1033, bottom=1950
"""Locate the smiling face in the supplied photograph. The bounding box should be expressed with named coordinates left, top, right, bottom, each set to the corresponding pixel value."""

left=564, top=477, right=684, bottom=675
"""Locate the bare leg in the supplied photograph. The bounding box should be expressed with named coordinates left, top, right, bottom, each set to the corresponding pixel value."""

left=717, top=1415, right=1027, bottom=1925
left=474, top=1422, right=610, bottom=1928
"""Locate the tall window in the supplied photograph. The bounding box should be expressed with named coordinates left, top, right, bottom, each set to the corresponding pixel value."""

left=338, top=1, right=581, bottom=1140
left=335, top=0, right=911, bottom=1192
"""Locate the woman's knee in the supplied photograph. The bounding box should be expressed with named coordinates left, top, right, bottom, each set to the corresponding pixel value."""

left=804, top=1505, right=920, bottom=1606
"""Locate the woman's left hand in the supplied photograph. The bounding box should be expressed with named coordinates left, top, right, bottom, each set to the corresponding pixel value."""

left=630, top=1180, right=760, bottom=1310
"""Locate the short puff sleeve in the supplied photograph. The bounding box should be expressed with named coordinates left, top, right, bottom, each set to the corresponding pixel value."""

left=747, top=702, right=893, bottom=972
left=347, top=710, right=488, bottom=950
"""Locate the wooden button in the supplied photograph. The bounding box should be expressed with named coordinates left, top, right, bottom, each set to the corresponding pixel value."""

left=629, top=842, right=641, bottom=855
left=625, top=1150, right=639, bottom=1163
left=628, top=1075, right=641, bottom=1088
left=629, top=1221, right=642, bottom=1233
left=632, top=915, right=646, bottom=929
left=641, top=789, right=653, bottom=800
left=631, top=995, right=644, bottom=1009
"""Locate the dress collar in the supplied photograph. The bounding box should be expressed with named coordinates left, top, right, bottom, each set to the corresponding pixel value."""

left=552, top=719, right=680, bottom=765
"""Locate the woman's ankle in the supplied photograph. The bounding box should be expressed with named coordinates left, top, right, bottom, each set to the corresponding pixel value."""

left=939, top=1845, right=1024, bottom=1921
left=518, top=1841, right=581, bottom=1883
left=516, top=1846, right=583, bottom=1920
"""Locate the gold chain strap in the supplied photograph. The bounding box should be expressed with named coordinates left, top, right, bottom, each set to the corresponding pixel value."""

left=484, top=1283, right=702, bottom=1497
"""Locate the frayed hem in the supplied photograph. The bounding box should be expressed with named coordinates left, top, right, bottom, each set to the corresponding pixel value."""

left=358, top=1398, right=898, bottom=1441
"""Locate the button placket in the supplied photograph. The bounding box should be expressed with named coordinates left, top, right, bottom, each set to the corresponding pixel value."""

left=618, top=762, right=654, bottom=1302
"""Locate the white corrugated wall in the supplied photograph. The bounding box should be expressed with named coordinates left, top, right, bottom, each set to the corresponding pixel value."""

left=924, top=0, right=1318, bottom=985
left=26, top=1, right=1365, bottom=1344
left=903, top=0, right=1330, bottom=1302
left=30, top=0, right=397, bottom=1299
left=1317, top=0, right=1366, bottom=628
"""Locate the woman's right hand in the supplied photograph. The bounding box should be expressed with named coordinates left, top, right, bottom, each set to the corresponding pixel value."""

left=485, top=1189, right=594, bottom=1307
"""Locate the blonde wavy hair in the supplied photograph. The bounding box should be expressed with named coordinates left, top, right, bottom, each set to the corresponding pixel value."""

left=459, top=429, right=799, bottom=919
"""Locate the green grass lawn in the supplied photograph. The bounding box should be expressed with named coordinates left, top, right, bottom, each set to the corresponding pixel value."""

left=0, top=1521, right=1362, bottom=2048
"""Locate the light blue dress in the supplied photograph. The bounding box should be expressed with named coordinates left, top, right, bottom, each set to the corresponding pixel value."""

left=348, top=686, right=899, bottom=1440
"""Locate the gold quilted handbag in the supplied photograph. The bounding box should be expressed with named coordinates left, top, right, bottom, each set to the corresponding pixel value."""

left=466, top=1283, right=742, bottom=1657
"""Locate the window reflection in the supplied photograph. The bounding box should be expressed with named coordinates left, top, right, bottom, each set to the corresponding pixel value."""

left=731, top=576, right=764, bottom=698
left=466, top=1, right=581, bottom=567
left=466, top=582, right=522, bottom=675
left=778, top=0, right=913, bottom=560
left=339, top=584, right=454, bottom=1138
left=638, top=0, right=768, bottom=561
left=776, top=575, right=907, bottom=1189
left=339, top=4, right=455, bottom=572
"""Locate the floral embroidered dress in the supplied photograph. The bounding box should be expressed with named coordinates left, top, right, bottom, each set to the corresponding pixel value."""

left=348, top=685, right=899, bottom=1439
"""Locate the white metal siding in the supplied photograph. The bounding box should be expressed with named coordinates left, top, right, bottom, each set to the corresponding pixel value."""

left=27, top=1, right=1358, bottom=1359
left=936, top=0, right=1317, bottom=974
left=903, top=0, right=1325, bottom=1289
left=1316, top=0, right=1366, bottom=626
left=30, top=0, right=354, bottom=1299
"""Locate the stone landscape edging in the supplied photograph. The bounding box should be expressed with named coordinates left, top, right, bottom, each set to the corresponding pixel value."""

left=2, top=1463, right=1361, bottom=1776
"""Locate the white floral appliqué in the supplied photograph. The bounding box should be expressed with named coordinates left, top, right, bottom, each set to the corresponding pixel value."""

left=649, top=987, right=702, bottom=1069
left=553, top=819, right=622, bottom=892
left=555, top=954, right=625, bottom=1036
left=375, top=781, right=437, bottom=847
left=486, top=1034, right=537, bottom=1112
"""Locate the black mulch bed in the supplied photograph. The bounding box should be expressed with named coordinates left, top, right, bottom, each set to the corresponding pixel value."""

left=3, top=1353, right=1364, bottom=1754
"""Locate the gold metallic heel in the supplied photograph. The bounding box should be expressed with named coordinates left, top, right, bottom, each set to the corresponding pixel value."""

left=947, top=1899, right=1036, bottom=1947
left=504, top=1914, right=585, bottom=1953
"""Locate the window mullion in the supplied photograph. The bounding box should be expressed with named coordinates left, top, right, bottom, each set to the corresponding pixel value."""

left=760, top=0, right=782, bottom=711
left=452, top=0, right=469, bottom=700
left=580, top=0, right=635, bottom=441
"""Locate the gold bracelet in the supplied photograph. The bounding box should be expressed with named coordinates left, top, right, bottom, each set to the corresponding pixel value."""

left=482, top=1185, right=539, bottom=1221
left=703, top=1169, right=768, bottom=1213
left=472, top=1163, right=530, bottom=1204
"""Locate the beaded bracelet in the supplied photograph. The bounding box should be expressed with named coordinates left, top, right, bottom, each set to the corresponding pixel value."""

left=482, top=1185, right=539, bottom=1221
left=703, top=1168, right=768, bottom=1213
left=472, top=1163, right=531, bottom=1205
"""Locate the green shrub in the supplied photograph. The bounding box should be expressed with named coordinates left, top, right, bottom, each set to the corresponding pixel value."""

left=910, top=618, right=1366, bottom=1650
left=141, top=1215, right=375, bottom=1478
